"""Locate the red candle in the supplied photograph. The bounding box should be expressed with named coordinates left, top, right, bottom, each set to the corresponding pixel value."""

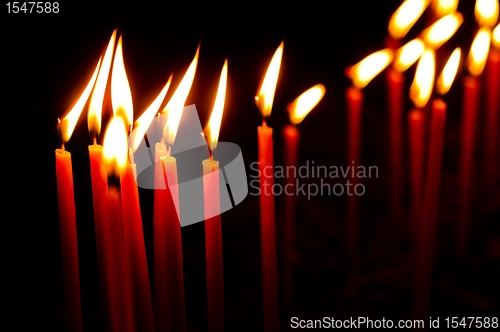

left=255, top=42, right=283, bottom=332
left=408, top=110, right=425, bottom=237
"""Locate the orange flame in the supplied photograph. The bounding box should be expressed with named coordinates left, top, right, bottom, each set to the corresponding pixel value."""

left=410, top=49, right=435, bottom=108
left=111, top=35, right=133, bottom=129
left=475, top=0, right=499, bottom=28
left=163, top=46, right=199, bottom=146
left=432, top=0, right=459, bottom=18
left=348, top=49, right=393, bottom=89
left=388, top=0, right=430, bottom=39
left=287, top=84, right=325, bottom=125
left=130, top=75, right=172, bottom=151
left=420, top=13, right=463, bottom=49
left=88, top=30, right=117, bottom=137
left=394, top=38, right=425, bottom=72
left=206, top=60, right=228, bottom=151
left=436, top=47, right=461, bottom=95
left=467, top=27, right=491, bottom=76
left=103, top=116, right=129, bottom=175
left=255, top=41, right=284, bottom=118
left=494, top=24, right=500, bottom=47
left=60, top=57, right=101, bottom=143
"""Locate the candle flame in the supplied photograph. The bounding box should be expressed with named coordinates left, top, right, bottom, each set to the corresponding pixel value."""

left=163, top=46, right=199, bottom=146
left=467, top=27, right=491, bottom=76
left=60, top=57, right=101, bottom=142
left=420, top=13, right=463, bottom=49
left=287, top=84, right=325, bottom=125
left=255, top=41, right=284, bottom=118
left=388, top=0, right=430, bottom=39
left=103, top=116, right=129, bottom=175
left=410, top=49, right=435, bottom=108
left=436, top=47, right=461, bottom=95
left=432, top=0, right=459, bottom=18
left=394, top=38, right=425, bottom=72
left=206, top=60, right=228, bottom=151
left=88, top=29, right=117, bottom=138
left=348, top=49, right=393, bottom=89
left=130, top=75, right=172, bottom=151
left=475, top=0, right=499, bottom=28
left=494, top=24, right=500, bottom=47
left=111, top=35, right=133, bottom=129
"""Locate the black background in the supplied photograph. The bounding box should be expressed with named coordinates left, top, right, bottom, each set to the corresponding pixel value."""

left=1, top=1, right=499, bottom=331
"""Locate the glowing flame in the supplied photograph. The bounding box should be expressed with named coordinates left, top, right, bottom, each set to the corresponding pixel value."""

left=388, top=0, right=430, bottom=39
left=287, top=84, right=325, bottom=125
left=206, top=60, right=228, bottom=151
left=255, top=41, right=284, bottom=118
left=410, top=49, right=435, bottom=108
left=494, top=24, right=500, bottom=47
left=467, top=27, right=491, bottom=76
left=103, top=116, right=129, bottom=174
left=432, top=0, right=459, bottom=18
left=88, top=29, right=117, bottom=137
left=130, top=75, right=172, bottom=151
left=60, top=58, right=101, bottom=143
left=475, top=0, right=499, bottom=28
left=420, top=13, right=463, bottom=49
left=394, top=38, right=425, bottom=72
left=348, top=49, right=393, bottom=89
left=163, top=46, right=199, bottom=146
left=111, top=35, right=133, bottom=129
left=436, top=47, right=461, bottom=95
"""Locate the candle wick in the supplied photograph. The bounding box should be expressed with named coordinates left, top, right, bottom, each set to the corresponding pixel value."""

left=166, top=146, right=171, bottom=158
left=201, top=130, right=215, bottom=171
left=57, top=118, right=64, bottom=150
left=262, top=118, right=267, bottom=127
left=93, top=135, right=97, bottom=146
left=61, top=142, right=65, bottom=152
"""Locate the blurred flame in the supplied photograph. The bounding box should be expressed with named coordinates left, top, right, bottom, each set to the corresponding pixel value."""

left=432, top=0, right=459, bottom=18
left=436, top=47, right=461, bottom=95
left=60, top=57, right=101, bottom=142
left=348, top=49, right=393, bottom=89
left=88, top=29, right=117, bottom=137
left=206, top=60, right=228, bottom=151
left=410, top=49, right=435, bottom=108
left=130, top=75, right=172, bottom=151
left=163, top=46, right=199, bottom=146
left=255, top=41, right=284, bottom=118
left=103, top=116, right=129, bottom=174
left=421, top=13, right=463, bottom=49
left=394, top=38, right=425, bottom=72
left=388, top=0, right=430, bottom=39
left=475, top=0, right=499, bottom=28
left=111, top=35, right=133, bottom=129
left=287, top=84, right=325, bottom=125
left=467, top=27, right=491, bottom=76
left=494, top=24, right=500, bottom=47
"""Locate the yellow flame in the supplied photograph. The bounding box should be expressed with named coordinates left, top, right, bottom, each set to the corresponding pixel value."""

left=60, top=57, right=101, bottom=142
left=348, top=49, right=393, bottom=89
left=467, top=27, right=491, bottom=76
left=475, top=0, right=499, bottom=28
left=111, top=35, right=133, bottom=129
left=130, top=75, right=172, bottom=151
left=163, top=46, right=199, bottom=146
left=287, top=84, right=325, bottom=125
left=394, top=38, right=425, bottom=72
left=436, top=47, right=461, bottom=95
left=410, top=49, right=435, bottom=108
left=432, top=0, right=459, bottom=18
left=494, top=24, right=500, bottom=47
left=388, top=0, right=430, bottom=39
left=206, top=60, right=228, bottom=151
left=103, top=116, right=129, bottom=174
left=88, top=29, right=117, bottom=137
left=255, top=41, right=284, bottom=118
left=420, top=13, right=463, bottom=49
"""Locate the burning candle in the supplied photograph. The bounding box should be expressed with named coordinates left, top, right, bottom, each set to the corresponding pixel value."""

left=255, top=41, right=283, bottom=332
left=430, top=0, right=459, bottom=22
left=420, top=12, right=464, bottom=50
left=202, top=59, right=228, bottom=332
left=386, top=0, right=429, bottom=49
left=281, top=84, right=324, bottom=307
left=457, top=27, right=491, bottom=256
left=345, top=49, right=392, bottom=254
left=56, top=56, right=100, bottom=332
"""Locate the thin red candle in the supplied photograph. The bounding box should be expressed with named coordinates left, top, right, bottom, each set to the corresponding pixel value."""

left=408, top=110, right=425, bottom=238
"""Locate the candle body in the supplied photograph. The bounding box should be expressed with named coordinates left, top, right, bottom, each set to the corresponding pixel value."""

left=485, top=49, right=500, bottom=185
left=457, top=76, right=480, bottom=256
left=258, top=124, right=279, bottom=332
left=55, top=149, right=83, bottom=332
left=203, top=159, right=224, bottom=332
left=282, top=125, right=299, bottom=307
left=414, top=99, right=446, bottom=321
left=120, top=162, right=155, bottom=332
left=408, top=110, right=425, bottom=239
